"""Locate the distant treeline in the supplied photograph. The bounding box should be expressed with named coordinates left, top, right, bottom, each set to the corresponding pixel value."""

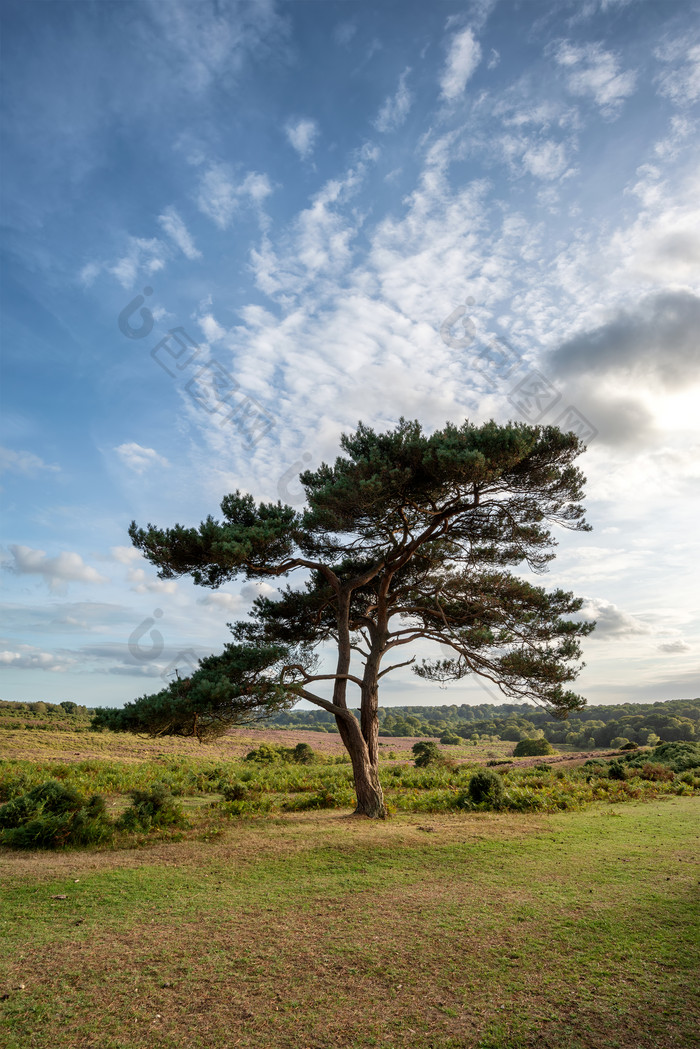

left=1, top=700, right=91, bottom=716
left=2, top=697, right=699, bottom=748
left=267, top=698, right=700, bottom=747
left=0, top=700, right=94, bottom=732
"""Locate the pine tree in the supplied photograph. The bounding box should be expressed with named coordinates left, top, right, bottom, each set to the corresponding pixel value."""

left=94, top=418, right=595, bottom=817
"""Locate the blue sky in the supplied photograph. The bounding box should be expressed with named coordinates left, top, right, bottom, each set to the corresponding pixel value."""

left=1, top=0, right=699, bottom=710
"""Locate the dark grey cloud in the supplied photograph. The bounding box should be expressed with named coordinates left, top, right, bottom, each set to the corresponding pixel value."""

left=549, top=290, right=700, bottom=389
left=543, top=290, right=700, bottom=446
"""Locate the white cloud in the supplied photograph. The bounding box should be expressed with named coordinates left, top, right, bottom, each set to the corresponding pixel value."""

left=285, top=118, right=319, bottom=159
left=658, top=639, right=691, bottom=653
left=109, top=237, right=167, bottom=288
left=440, top=26, right=481, bottom=101
left=0, top=640, right=75, bottom=672
left=577, top=597, right=653, bottom=638
left=111, top=546, right=143, bottom=566
left=78, top=236, right=167, bottom=289
left=374, top=69, right=413, bottom=133
left=197, top=164, right=273, bottom=229
left=115, top=442, right=170, bottom=474
left=240, top=581, right=278, bottom=601
left=145, top=0, right=287, bottom=96
left=197, top=592, right=244, bottom=612
left=655, top=40, right=700, bottom=106
left=5, top=546, right=109, bottom=591
left=110, top=545, right=177, bottom=595
left=197, top=164, right=238, bottom=228
left=79, top=261, right=102, bottom=287
left=509, top=137, right=571, bottom=181
left=198, top=313, right=227, bottom=343
left=240, top=171, right=274, bottom=204
left=158, top=206, right=202, bottom=260
left=0, top=447, right=59, bottom=476
left=124, top=568, right=178, bottom=595
left=554, top=41, right=636, bottom=116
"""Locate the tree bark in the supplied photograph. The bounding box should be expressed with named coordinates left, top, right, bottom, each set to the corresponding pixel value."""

left=335, top=709, right=386, bottom=818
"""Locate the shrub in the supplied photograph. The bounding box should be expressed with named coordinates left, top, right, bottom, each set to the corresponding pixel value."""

left=638, top=762, right=674, bottom=783
left=439, top=733, right=462, bottom=746
left=219, top=780, right=248, bottom=802
left=284, top=788, right=351, bottom=811
left=610, top=737, right=630, bottom=749
left=648, top=741, right=700, bottom=772
left=413, top=741, right=441, bottom=768
left=117, top=782, right=187, bottom=832
left=607, top=761, right=627, bottom=780
left=292, top=742, right=316, bottom=764
left=513, top=738, right=554, bottom=757
left=245, top=742, right=319, bottom=765
left=245, top=743, right=283, bottom=763
left=467, top=769, right=505, bottom=806
left=0, top=780, right=111, bottom=849
left=621, top=741, right=639, bottom=750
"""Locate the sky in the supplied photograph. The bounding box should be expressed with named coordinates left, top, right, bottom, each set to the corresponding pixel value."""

left=1, top=0, right=699, bottom=712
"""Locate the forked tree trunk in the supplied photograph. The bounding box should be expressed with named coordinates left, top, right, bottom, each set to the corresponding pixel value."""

left=335, top=710, right=386, bottom=818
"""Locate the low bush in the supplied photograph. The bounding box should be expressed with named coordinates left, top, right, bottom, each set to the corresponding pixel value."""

left=638, top=762, right=674, bottom=783
left=467, top=769, right=505, bottom=806
left=610, top=737, right=630, bottom=749
left=284, top=787, right=353, bottom=811
left=513, top=738, right=554, bottom=757
left=0, top=780, right=111, bottom=849
left=245, top=742, right=321, bottom=765
left=117, top=783, right=187, bottom=832
left=218, top=779, right=248, bottom=802
left=413, top=741, right=442, bottom=768
left=648, top=741, right=700, bottom=772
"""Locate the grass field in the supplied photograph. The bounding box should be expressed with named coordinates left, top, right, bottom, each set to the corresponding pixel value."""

left=1, top=723, right=699, bottom=1048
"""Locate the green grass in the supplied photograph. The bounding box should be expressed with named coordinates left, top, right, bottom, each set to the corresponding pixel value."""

left=1, top=723, right=699, bottom=1046
left=1, top=798, right=698, bottom=1048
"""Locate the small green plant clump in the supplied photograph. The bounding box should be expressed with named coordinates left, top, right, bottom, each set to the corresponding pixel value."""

left=117, top=783, right=188, bottom=832
left=466, top=768, right=505, bottom=807
left=639, top=741, right=700, bottom=772
left=412, top=741, right=442, bottom=767
left=0, top=779, right=111, bottom=849
left=245, top=742, right=319, bottom=765
left=638, top=762, right=675, bottom=783
left=513, top=738, right=555, bottom=757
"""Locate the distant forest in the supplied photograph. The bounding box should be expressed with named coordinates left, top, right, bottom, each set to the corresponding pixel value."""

left=1, top=696, right=698, bottom=748
left=267, top=697, right=700, bottom=747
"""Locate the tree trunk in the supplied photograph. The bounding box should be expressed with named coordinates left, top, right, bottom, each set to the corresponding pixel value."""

left=335, top=711, right=386, bottom=818
left=360, top=682, right=380, bottom=769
